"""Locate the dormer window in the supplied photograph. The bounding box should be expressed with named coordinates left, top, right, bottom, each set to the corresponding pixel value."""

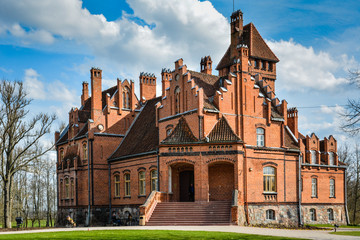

left=123, top=87, right=130, bottom=109
left=310, top=150, right=316, bottom=164
left=174, top=86, right=180, bottom=114
left=329, top=152, right=334, bottom=165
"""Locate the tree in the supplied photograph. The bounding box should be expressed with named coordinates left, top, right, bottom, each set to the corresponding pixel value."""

left=341, top=70, right=360, bottom=134
left=0, top=80, right=56, bottom=228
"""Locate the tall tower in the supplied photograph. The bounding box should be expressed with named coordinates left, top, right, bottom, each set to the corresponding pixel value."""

left=230, top=10, right=244, bottom=60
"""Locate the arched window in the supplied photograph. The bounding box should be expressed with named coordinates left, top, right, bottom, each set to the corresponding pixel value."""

left=151, top=170, right=158, bottom=191
left=65, top=178, right=70, bottom=199
left=123, top=87, right=130, bottom=109
left=310, top=208, right=316, bottom=221
left=70, top=179, right=74, bottom=199
left=83, top=143, right=87, bottom=160
left=59, top=149, right=64, bottom=162
left=139, top=171, right=146, bottom=195
left=114, top=174, right=120, bottom=197
left=124, top=173, right=131, bottom=197
left=266, top=209, right=275, bottom=220
left=174, top=86, right=180, bottom=114
left=311, top=178, right=317, bottom=197
left=256, top=128, right=265, bottom=147
left=330, top=179, right=335, bottom=198
left=328, top=208, right=334, bottom=221
left=329, top=152, right=334, bottom=165
left=263, top=166, right=276, bottom=192
left=310, top=150, right=316, bottom=164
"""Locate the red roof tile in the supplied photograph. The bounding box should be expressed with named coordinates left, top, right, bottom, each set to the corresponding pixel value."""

left=162, top=117, right=198, bottom=144
left=207, top=116, right=241, bottom=142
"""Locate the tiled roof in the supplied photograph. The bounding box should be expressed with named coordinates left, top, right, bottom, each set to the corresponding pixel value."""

left=57, top=127, right=69, bottom=144
left=207, top=116, right=241, bottom=142
left=81, top=85, right=118, bottom=114
left=162, top=117, right=198, bottom=144
left=64, top=144, right=78, bottom=161
left=75, top=122, right=88, bottom=138
left=215, top=23, right=279, bottom=71
left=108, top=97, right=161, bottom=161
left=284, top=128, right=299, bottom=149
left=188, top=70, right=221, bottom=98
left=204, top=99, right=218, bottom=111
left=247, top=23, right=279, bottom=62
left=78, top=110, right=90, bottom=123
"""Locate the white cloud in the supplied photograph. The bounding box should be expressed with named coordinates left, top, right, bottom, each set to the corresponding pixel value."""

left=24, top=68, right=46, bottom=100
left=320, top=104, right=345, bottom=115
left=0, top=0, right=229, bottom=76
left=267, top=39, right=350, bottom=92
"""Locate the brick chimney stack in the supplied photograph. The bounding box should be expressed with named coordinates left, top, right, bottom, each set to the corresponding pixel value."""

left=90, top=68, right=102, bottom=120
left=139, top=72, right=156, bottom=102
left=287, top=107, right=298, bottom=139
left=81, top=81, right=89, bottom=106
left=200, top=56, right=212, bottom=75
left=161, top=68, right=171, bottom=97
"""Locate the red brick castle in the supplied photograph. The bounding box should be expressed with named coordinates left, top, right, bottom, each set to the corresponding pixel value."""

left=56, top=10, right=348, bottom=226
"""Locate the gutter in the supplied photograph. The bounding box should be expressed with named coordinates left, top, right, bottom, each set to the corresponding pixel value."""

left=243, top=145, right=249, bottom=225
left=108, top=150, right=158, bottom=162
left=86, top=137, right=91, bottom=226
left=345, top=168, right=350, bottom=224
left=157, top=149, right=160, bottom=191
left=108, top=163, right=112, bottom=224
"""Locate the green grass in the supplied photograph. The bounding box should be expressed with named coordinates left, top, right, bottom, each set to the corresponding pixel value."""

left=0, top=230, right=308, bottom=240
left=306, top=224, right=360, bottom=228
left=0, top=220, right=54, bottom=228
left=331, top=231, right=360, bottom=236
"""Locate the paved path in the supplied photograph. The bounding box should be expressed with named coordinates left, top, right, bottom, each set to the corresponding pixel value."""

left=0, top=225, right=359, bottom=240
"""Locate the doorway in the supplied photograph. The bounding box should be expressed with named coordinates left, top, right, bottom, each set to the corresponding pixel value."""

left=179, top=170, right=194, bottom=202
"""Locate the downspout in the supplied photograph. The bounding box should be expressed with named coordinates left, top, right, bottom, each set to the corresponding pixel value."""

left=157, top=148, right=160, bottom=191
left=108, top=163, right=112, bottom=224
left=345, top=167, right=350, bottom=225
left=298, top=153, right=303, bottom=226
left=243, top=146, right=249, bottom=225
left=91, top=140, right=94, bottom=206
left=86, top=137, right=91, bottom=226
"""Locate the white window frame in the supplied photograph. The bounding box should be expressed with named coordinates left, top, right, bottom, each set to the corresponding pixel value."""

left=311, top=178, right=317, bottom=198
left=310, top=208, right=316, bottom=221
left=266, top=209, right=275, bottom=220
left=256, top=128, right=265, bottom=147
left=329, top=152, right=335, bottom=166
left=310, top=150, right=316, bottom=164
left=330, top=179, right=335, bottom=198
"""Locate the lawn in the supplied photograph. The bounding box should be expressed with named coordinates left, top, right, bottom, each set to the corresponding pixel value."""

left=0, top=230, right=308, bottom=240
left=0, top=219, right=55, bottom=228
left=306, top=224, right=360, bottom=228
left=331, top=231, right=360, bottom=236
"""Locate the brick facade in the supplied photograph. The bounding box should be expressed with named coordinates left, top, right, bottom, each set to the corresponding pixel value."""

left=56, top=10, right=348, bottom=227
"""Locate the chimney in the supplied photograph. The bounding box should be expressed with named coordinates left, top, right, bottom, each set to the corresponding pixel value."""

left=200, top=56, right=212, bottom=75
left=55, top=131, right=60, bottom=143
left=287, top=107, right=298, bottom=139
left=139, top=72, right=156, bottom=102
left=81, top=81, right=89, bottom=106
left=90, top=68, right=102, bottom=120
left=161, top=68, right=171, bottom=97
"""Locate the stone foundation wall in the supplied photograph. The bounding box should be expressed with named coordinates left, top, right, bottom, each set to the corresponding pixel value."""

left=247, top=204, right=299, bottom=227
left=302, top=205, right=346, bottom=225
left=57, top=205, right=140, bottom=227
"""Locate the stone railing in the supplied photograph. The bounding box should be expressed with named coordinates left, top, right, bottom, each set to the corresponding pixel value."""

left=139, top=191, right=167, bottom=224
left=231, top=189, right=239, bottom=225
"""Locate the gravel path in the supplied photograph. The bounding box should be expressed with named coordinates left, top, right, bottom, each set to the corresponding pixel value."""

left=0, top=225, right=358, bottom=240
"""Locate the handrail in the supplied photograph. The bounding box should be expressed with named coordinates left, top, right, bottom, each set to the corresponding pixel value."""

left=232, top=189, right=238, bottom=207
left=139, top=191, right=164, bottom=223
left=231, top=189, right=239, bottom=225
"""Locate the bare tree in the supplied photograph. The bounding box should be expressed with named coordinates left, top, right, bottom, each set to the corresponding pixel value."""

left=0, top=80, right=56, bottom=228
left=341, top=70, right=360, bottom=134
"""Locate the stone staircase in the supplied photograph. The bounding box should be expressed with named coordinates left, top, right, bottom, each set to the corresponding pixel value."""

left=146, top=201, right=232, bottom=226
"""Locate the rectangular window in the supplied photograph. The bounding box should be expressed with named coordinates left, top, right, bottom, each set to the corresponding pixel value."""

left=311, top=178, right=317, bottom=197
left=329, top=152, right=334, bottom=165
left=139, top=171, right=146, bottom=195
left=151, top=170, right=158, bottom=192
left=114, top=175, right=120, bottom=197
left=330, top=179, right=335, bottom=198
left=256, top=128, right=265, bottom=147
left=311, top=151, right=316, bottom=164
left=310, top=208, right=316, bottom=221
left=263, top=167, right=276, bottom=192
left=125, top=174, right=131, bottom=197
left=65, top=178, right=70, bottom=199
left=70, top=179, right=74, bottom=199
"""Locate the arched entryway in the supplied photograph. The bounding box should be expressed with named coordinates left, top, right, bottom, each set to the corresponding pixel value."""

left=208, top=161, right=234, bottom=201
left=169, top=162, right=194, bottom=202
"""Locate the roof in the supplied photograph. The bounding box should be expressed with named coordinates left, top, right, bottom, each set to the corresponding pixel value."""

left=81, top=85, right=118, bottom=112
left=162, top=117, right=198, bottom=144
left=284, top=128, right=299, bottom=149
left=207, top=116, right=241, bottom=142
left=188, top=70, right=221, bottom=98
left=108, top=97, right=161, bottom=161
left=63, top=144, right=78, bottom=161
left=216, top=23, right=279, bottom=70
left=57, top=126, right=69, bottom=145
left=75, top=122, right=88, bottom=138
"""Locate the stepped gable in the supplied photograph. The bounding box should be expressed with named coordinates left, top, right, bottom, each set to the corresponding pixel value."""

left=216, top=23, right=279, bottom=70
left=284, top=128, right=299, bottom=149
left=108, top=97, right=161, bottom=161
left=207, top=116, right=241, bottom=142
left=162, top=117, right=198, bottom=144
left=188, top=70, right=221, bottom=98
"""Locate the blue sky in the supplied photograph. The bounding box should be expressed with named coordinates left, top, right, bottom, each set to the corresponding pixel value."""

left=0, top=0, right=359, bottom=147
